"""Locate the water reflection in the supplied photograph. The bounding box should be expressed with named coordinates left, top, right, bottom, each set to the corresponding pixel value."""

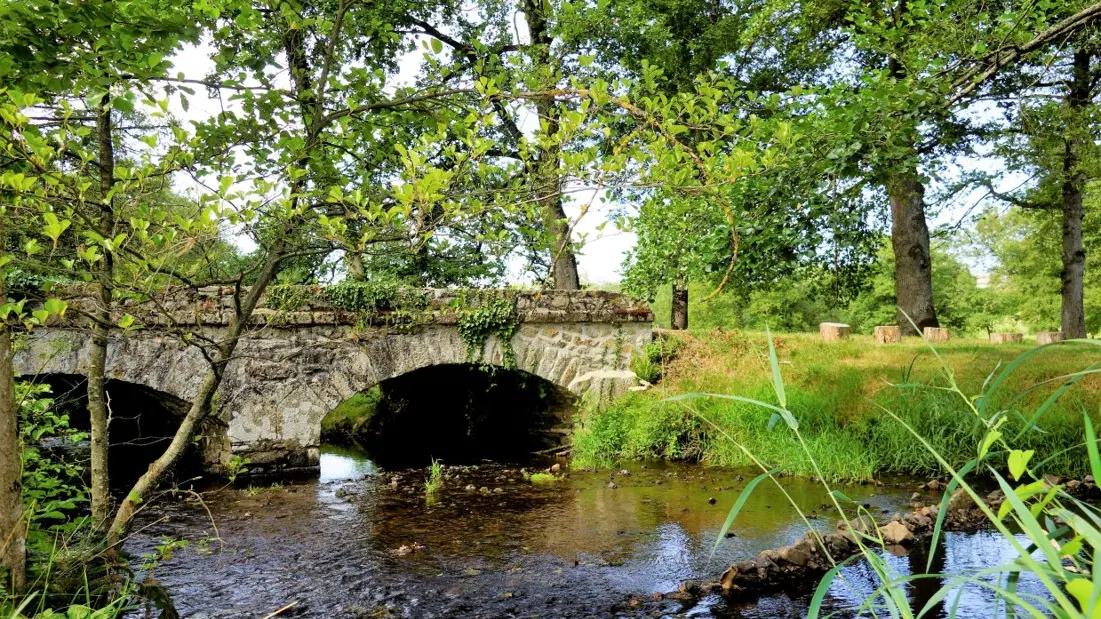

left=123, top=448, right=1049, bottom=618
left=319, top=445, right=379, bottom=482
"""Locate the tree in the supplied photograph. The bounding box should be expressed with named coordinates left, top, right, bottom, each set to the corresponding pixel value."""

left=0, top=214, right=25, bottom=593
left=743, top=0, right=1101, bottom=335
left=975, top=193, right=1101, bottom=334
left=1, top=0, right=204, bottom=529
left=980, top=35, right=1101, bottom=338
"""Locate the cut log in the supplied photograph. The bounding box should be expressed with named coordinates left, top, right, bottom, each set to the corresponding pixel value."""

left=989, top=332, right=1023, bottom=344
left=923, top=327, right=950, bottom=342
left=819, top=322, right=850, bottom=341
left=874, top=326, right=901, bottom=344
left=1036, top=331, right=1066, bottom=345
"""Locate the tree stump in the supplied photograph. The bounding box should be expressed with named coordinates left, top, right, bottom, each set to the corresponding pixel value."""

left=874, top=326, right=901, bottom=344
left=989, top=332, right=1023, bottom=344
left=819, top=322, right=851, bottom=341
left=1036, top=331, right=1066, bottom=345
left=923, top=327, right=950, bottom=342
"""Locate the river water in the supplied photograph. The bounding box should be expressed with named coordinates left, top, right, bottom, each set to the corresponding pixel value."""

left=124, top=447, right=1041, bottom=618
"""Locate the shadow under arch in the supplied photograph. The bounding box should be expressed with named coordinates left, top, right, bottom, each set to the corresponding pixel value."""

left=321, top=363, right=577, bottom=467
left=32, top=374, right=215, bottom=490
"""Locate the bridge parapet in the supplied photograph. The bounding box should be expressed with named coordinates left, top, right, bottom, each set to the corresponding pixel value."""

left=41, top=285, right=652, bottom=328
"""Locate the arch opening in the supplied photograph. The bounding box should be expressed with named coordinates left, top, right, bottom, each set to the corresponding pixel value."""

left=32, top=374, right=209, bottom=491
left=321, top=364, right=576, bottom=468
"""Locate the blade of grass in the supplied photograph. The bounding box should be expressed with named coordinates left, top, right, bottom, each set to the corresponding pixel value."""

left=1084, top=413, right=1101, bottom=487
left=709, top=465, right=783, bottom=561
left=765, top=325, right=786, bottom=409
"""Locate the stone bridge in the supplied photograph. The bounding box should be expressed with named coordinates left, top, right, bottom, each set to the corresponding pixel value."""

left=13, top=286, right=652, bottom=474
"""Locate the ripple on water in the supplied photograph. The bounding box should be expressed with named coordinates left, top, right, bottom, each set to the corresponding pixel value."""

left=123, top=448, right=1050, bottom=618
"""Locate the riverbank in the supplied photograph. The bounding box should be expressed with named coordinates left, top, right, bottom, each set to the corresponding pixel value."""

left=572, top=330, right=1101, bottom=480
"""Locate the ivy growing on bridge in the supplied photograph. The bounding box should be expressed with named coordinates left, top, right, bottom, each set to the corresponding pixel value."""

left=455, top=291, right=521, bottom=369
left=265, top=281, right=429, bottom=327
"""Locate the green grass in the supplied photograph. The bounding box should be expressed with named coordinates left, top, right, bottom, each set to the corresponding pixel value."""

left=572, top=331, right=1101, bottom=480
left=528, top=472, right=556, bottom=483
left=320, top=387, right=381, bottom=438
left=424, top=458, right=443, bottom=495
left=700, top=331, right=1101, bottom=618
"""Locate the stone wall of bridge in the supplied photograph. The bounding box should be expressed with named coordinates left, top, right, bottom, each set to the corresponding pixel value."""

left=13, top=287, right=653, bottom=474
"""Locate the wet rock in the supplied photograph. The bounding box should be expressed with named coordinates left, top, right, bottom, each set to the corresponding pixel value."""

left=910, top=492, right=921, bottom=502
left=776, top=545, right=810, bottom=567
left=479, top=487, right=489, bottom=494
left=619, top=469, right=630, bottom=476
left=946, top=487, right=976, bottom=512
left=1044, top=474, right=1063, bottom=487
left=1067, top=479, right=1082, bottom=490
left=708, top=497, right=717, bottom=505
left=550, top=463, right=561, bottom=473
left=390, top=542, right=425, bottom=556
left=903, top=512, right=932, bottom=531
left=924, top=480, right=942, bottom=492
left=464, top=484, right=476, bottom=492
left=493, top=487, right=503, bottom=494
left=679, top=580, right=701, bottom=595
left=606, top=482, right=618, bottom=489
left=880, top=521, right=913, bottom=545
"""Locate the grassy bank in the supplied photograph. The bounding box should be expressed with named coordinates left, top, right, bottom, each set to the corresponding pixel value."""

left=572, top=331, right=1101, bottom=480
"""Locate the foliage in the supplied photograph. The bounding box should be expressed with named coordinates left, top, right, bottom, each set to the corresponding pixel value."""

left=630, top=336, right=682, bottom=384
left=455, top=292, right=521, bottom=369
left=528, top=473, right=556, bottom=484
left=15, top=383, right=87, bottom=555
left=975, top=197, right=1101, bottom=334
left=267, top=281, right=430, bottom=328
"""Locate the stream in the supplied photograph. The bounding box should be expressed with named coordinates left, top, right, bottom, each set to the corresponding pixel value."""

left=124, top=446, right=1042, bottom=618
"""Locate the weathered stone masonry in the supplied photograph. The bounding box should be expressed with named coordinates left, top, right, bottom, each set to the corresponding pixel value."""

left=13, top=287, right=653, bottom=474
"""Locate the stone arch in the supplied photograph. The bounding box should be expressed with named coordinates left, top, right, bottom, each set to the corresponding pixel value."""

left=13, top=330, right=228, bottom=473
left=12, top=329, right=207, bottom=406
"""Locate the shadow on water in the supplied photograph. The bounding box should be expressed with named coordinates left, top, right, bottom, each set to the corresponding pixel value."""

left=122, top=446, right=1051, bottom=619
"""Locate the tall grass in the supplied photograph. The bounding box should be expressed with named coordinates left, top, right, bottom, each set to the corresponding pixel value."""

left=423, top=458, right=443, bottom=496
left=694, top=327, right=1101, bottom=618
left=572, top=331, right=1100, bottom=480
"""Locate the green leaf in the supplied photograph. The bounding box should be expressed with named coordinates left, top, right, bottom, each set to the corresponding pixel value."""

left=430, top=38, right=443, bottom=54
left=118, top=314, right=136, bottom=330
left=1008, top=449, right=1034, bottom=481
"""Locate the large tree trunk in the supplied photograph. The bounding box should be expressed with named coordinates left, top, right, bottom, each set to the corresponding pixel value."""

left=888, top=169, right=939, bottom=335
left=1061, top=48, right=1089, bottom=339
left=0, top=220, right=26, bottom=592
left=670, top=278, right=688, bottom=330
left=88, top=95, right=116, bottom=528
left=524, top=0, right=580, bottom=290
